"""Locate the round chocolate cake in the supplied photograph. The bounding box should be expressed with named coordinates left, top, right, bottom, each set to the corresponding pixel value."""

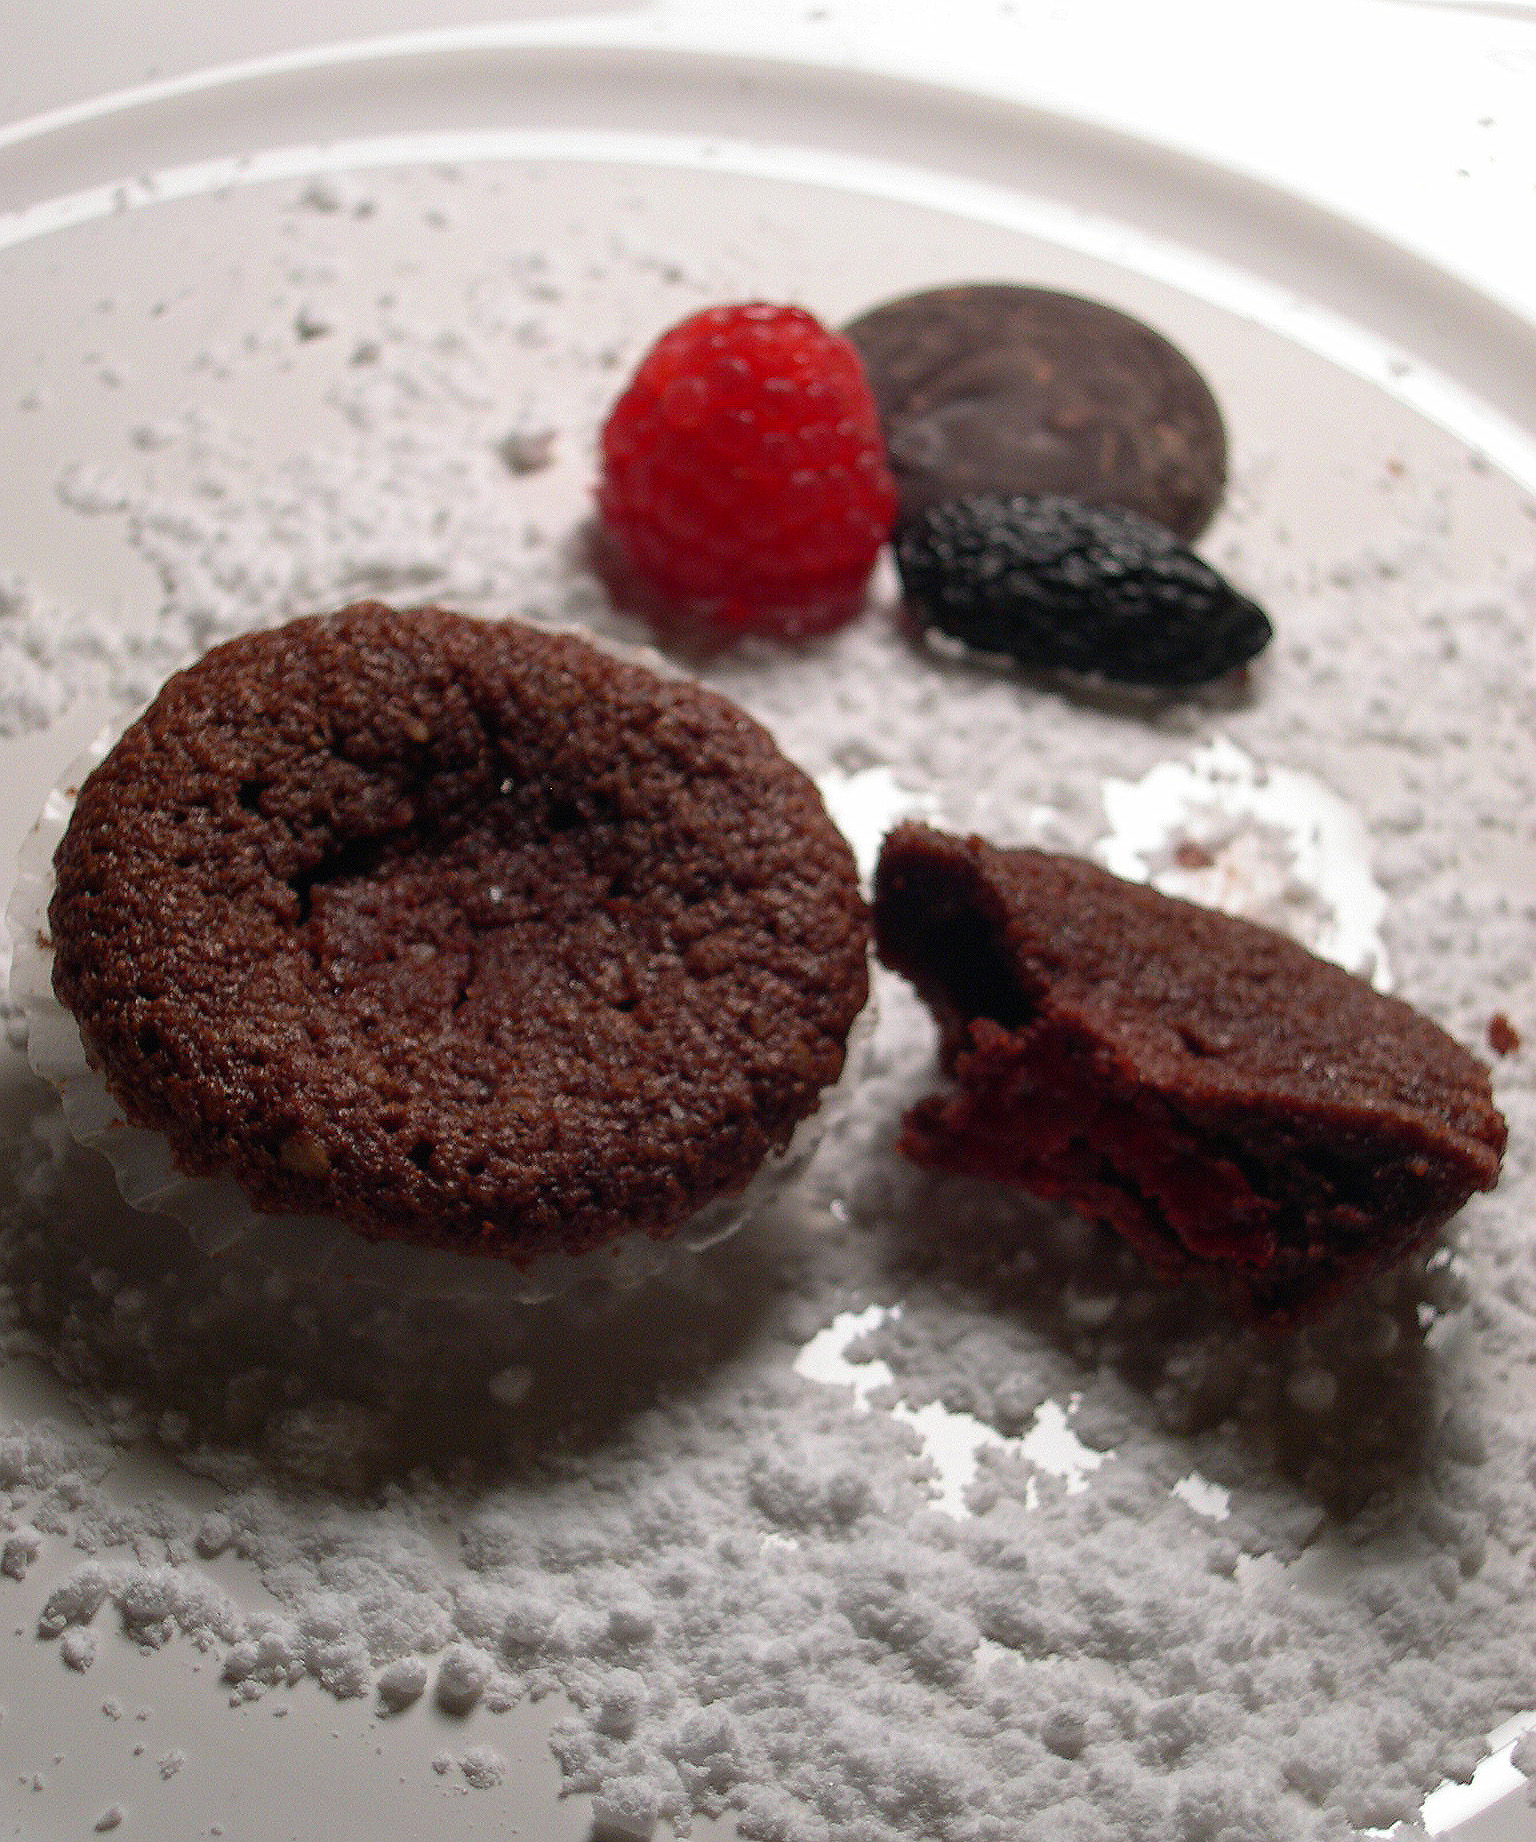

left=47, top=603, right=869, bottom=1263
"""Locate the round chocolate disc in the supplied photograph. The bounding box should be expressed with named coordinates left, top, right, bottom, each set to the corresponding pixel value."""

left=843, top=284, right=1227, bottom=540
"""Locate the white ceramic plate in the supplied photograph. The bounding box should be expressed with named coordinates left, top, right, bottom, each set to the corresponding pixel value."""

left=1, top=36, right=1534, bottom=1842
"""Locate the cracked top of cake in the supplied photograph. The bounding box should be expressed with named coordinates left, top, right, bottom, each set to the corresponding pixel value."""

left=48, top=602, right=869, bottom=1263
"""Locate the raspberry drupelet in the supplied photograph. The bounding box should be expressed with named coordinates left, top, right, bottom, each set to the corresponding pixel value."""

left=597, top=303, right=898, bottom=640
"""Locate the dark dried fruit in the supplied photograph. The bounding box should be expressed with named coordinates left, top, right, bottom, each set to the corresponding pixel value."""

left=895, top=493, right=1272, bottom=688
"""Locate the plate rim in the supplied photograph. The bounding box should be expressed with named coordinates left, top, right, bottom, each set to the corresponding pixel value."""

left=0, top=32, right=1533, bottom=494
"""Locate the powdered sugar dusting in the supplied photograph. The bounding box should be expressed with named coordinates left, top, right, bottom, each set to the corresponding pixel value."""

left=794, top=1305, right=1108, bottom=1518
left=2, top=161, right=1535, bottom=1841
left=1100, top=736, right=1394, bottom=988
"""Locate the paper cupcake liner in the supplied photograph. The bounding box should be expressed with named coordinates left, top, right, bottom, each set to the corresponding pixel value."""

left=7, top=711, right=870, bottom=1306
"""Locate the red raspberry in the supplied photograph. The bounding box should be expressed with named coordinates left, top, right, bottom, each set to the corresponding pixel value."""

left=597, top=303, right=898, bottom=639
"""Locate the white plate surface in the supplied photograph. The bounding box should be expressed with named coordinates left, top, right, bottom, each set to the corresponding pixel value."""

left=1, top=36, right=1534, bottom=1842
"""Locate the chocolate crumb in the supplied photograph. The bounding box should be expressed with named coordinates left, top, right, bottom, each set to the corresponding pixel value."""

left=1489, top=1012, right=1522, bottom=1056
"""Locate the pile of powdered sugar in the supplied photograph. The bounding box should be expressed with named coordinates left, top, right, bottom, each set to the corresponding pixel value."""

left=3, top=165, right=1536, bottom=1842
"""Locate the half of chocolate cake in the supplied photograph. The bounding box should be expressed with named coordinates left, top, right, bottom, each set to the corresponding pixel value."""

left=872, top=824, right=1505, bottom=1325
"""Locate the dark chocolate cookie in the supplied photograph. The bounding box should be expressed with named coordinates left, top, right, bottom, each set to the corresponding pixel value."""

left=48, top=604, right=870, bottom=1265
left=843, top=285, right=1227, bottom=540
left=873, top=824, right=1505, bottom=1326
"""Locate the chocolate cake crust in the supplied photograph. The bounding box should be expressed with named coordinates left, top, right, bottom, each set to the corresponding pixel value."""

left=48, top=604, right=869, bottom=1262
left=873, top=823, right=1505, bottom=1323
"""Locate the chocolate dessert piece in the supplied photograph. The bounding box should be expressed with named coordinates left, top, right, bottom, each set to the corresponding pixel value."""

left=843, top=284, right=1227, bottom=540
left=48, top=604, right=869, bottom=1264
left=872, top=824, right=1505, bottom=1324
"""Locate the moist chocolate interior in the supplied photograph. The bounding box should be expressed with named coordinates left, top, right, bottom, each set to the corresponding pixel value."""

left=876, top=850, right=1477, bottom=1307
